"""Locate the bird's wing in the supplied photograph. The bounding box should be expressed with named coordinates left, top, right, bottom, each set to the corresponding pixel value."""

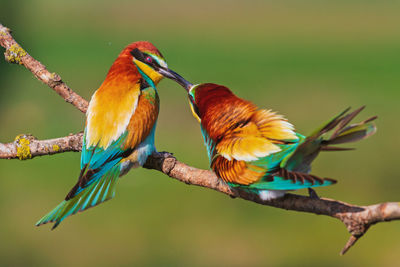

left=36, top=84, right=160, bottom=229
left=212, top=156, right=266, bottom=185
left=66, top=131, right=129, bottom=201
left=213, top=141, right=336, bottom=190
left=246, top=169, right=337, bottom=190
left=84, top=82, right=141, bottom=149
left=68, top=83, right=142, bottom=200
left=212, top=141, right=300, bottom=186
left=215, top=109, right=299, bottom=162
left=206, top=109, right=299, bottom=185
left=71, top=86, right=159, bottom=200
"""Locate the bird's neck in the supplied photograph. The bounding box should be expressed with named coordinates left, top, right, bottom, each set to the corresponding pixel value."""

left=103, top=55, right=142, bottom=86
left=137, top=67, right=158, bottom=90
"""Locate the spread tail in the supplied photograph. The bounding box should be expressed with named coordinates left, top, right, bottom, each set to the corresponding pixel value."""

left=282, top=106, right=377, bottom=172
left=321, top=107, right=377, bottom=151
left=311, top=106, right=377, bottom=150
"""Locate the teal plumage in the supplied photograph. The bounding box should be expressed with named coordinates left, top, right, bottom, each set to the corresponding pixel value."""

left=37, top=41, right=167, bottom=229
left=199, top=96, right=375, bottom=196
left=148, top=70, right=377, bottom=199
left=36, top=131, right=129, bottom=229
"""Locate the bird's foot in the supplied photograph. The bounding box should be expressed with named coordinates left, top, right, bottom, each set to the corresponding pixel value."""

left=154, top=151, right=174, bottom=159
left=308, top=188, right=320, bottom=199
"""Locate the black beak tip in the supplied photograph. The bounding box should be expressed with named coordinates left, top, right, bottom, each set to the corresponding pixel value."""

left=160, top=68, right=193, bottom=91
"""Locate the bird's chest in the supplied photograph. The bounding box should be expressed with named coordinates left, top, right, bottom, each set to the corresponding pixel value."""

left=141, top=86, right=158, bottom=106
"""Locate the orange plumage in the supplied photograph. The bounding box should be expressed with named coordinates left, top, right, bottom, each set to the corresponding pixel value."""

left=87, top=42, right=164, bottom=149
left=190, top=83, right=298, bottom=185
left=37, top=41, right=168, bottom=229
left=123, top=90, right=159, bottom=150
left=152, top=65, right=376, bottom=199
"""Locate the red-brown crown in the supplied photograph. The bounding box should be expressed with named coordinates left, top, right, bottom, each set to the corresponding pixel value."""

left=119, top=41, right=164, bottom=59
left=103, top=41, right=163, bottom=85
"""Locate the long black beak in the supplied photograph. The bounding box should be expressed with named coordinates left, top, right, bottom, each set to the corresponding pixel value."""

left=157, top=67, right=193, bottom=92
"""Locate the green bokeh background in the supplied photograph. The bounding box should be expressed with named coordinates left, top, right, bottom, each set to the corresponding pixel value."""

left=1, top=1, right=399, bottom=266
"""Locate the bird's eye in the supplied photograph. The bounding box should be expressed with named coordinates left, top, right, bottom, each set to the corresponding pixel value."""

left=145, top=56, right=153, bottom=63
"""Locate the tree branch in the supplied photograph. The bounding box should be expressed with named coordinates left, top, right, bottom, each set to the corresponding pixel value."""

left=0, top=24, right=88, bottom=113
left=1, top=23, right=399, bottom=255
left=0, top=133, right=83, bottom=160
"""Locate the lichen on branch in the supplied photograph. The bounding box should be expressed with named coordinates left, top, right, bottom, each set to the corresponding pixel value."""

left=4, top=43, right=27, bottom=64
left=14, top=134, right=33, bottom=160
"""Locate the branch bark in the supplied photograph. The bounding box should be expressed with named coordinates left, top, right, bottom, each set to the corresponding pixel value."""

left=0, top=133, right=83, bottom=160
left=0, top=24, right=88, bottom=113
left=1, top=23, right=399, bottom=255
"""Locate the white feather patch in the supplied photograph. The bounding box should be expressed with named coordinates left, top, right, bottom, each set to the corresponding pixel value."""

left=259, top=190, right=286, bottom=201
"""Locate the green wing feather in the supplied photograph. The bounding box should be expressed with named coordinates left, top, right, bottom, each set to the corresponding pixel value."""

left=246, top=175, right=336, bottom=191
left=36, top=164, right=120, bottom=229
left=200, top=107, right=375, bottom=193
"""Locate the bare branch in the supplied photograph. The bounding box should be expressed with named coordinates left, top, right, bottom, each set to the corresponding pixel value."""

left=0, top=24, right=88, bottom=113
left=0, top=133, right=83, bottom=160
left=1, top=23, right=399, bottom=255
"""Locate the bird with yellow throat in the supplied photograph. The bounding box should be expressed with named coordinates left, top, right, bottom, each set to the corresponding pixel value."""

left=37, top=41, right=169, bottom=229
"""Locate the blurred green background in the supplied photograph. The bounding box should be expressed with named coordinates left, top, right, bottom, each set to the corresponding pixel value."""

left=1, top=0, right=399, bottom=266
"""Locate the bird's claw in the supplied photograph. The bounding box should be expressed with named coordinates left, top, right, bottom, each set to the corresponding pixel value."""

left=154, top=151, right=174, bottom=159
left=308, top=188, right=320, bottom=199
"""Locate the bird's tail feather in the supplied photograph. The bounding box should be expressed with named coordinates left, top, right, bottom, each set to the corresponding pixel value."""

left=257, top=176, right=336, bottom=190
left=246, top=169, right=336, bottom=191
left=321, top=116, right=377, bottom=149
left=313, top=106, right=377, bottom=150
left=282, top=106, right=376, bottom=172
left=36, top=164, right=120, bottom=229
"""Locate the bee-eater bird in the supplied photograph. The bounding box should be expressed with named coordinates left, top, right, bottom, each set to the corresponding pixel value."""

left=148, top=63, right=377, bottom=200
left=36, top=41, right=170, bottom=229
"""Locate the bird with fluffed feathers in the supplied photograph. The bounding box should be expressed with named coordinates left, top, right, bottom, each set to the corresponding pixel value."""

left=147, top=59, right=377, bottom=200
left=37, top=41, right=171, bottom=229
left=37, top=42, right=378, bottom=229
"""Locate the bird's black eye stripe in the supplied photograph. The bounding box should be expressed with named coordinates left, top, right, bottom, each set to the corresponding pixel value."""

left=130, top=48, right=145, bottom=62
left=130, top=48, right=162, bottom=69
